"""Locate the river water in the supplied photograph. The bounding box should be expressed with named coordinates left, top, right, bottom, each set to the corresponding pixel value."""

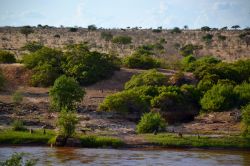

left=0, top=147, right=250, bottom=166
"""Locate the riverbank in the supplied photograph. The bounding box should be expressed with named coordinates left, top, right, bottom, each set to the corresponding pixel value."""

left=142, top=133, right=250, bottom=149
left=0, top=129, right=250, bottom=150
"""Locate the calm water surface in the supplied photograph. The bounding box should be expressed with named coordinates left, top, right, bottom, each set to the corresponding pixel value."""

left=0, top=146, right=250, bottom=166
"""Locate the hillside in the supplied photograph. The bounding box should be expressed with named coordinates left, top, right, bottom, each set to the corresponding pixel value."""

left=0, top=27, right=250, bottom=62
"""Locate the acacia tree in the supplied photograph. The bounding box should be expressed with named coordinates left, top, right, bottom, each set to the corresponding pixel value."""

left=231, top=25, right=240, bottom=30
left=20, top=26, right=34, bottom=41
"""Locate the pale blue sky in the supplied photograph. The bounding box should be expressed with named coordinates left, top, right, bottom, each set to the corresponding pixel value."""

left=0, top=0, right=249, bottom=28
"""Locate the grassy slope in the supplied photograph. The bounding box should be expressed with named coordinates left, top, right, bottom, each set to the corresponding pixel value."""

left=143, top=133, right=250, bottom=149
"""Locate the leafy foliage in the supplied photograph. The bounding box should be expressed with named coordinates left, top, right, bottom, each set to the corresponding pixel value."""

left=22, top=47, right=63, bottom=86
left=57, top=109, right=78, bottom=138
left=242, top=104, right=250, bottom=136
left=123, top=54, right=160, bottom=69
left=21, top=41, right=44, bottom=52
left=179, top=44, right=202, bottom=57
left=136, top=112, right=166, bottom=133
left=98, top=89, right=150, bottom=115
left=49, top=75, right=85, bottom=111
left=62, top=44, right=119, bottom=85
left=0, top=50, right=16, bottom=63
left=88, top=25, right=97, bottom=31
left=125, top=69, right=167, bottom=89
left=0, top=152, right=37, bottom=166
left=234, top=82, right=250, bottom=106
left=200, top=82, right=236, bottom=111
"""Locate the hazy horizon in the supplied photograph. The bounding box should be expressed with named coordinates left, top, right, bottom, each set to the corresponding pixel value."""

left=0, top=0, right=250, bottom=29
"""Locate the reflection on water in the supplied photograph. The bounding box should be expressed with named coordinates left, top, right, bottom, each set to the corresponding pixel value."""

left=0, top=146, right=250, bottom=166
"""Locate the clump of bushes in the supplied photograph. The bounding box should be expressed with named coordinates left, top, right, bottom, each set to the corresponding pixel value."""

left=0, top=50, right=16, bottom=63
left=125, top=69, right=167, bottom=89
left=200, top=81, right=236, bottom=111
left=57, top=109, right=78, bottom=138
left=23, top=47, right=63, bottom=87
left=21, top=41, right=44, bottom=52
left=123, top=54, right=160, bottom=69
left=101, top=32, right=113, bottom=41
left=49, top=75, right=85, bottom=111
left=234, top=82, right=250, bottom=106
left=179, top=44, right=202, bottom=57
left=0, top=70, right=5, bottom=89
left=62, top=44, right=119, bottom=85
left=98, top=89, right=150, bottom=115
left=242, top=104, right=250, bottom=137
left=136, top=112, right=166, bottom=133
left=22, top=44, right=120, bottom=87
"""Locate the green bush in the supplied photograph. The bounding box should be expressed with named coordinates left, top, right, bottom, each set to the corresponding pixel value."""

left=234, top=82, right=250, bottom=105
left=179, top=44, right=202, bottom=57
left=112, top=35, right=132, bottom=45
left=0, top=50, right=16, bottom=63
left=123, top=54, right=160, bottom=69
left=49, top=75, right=85, bottom=111
left=22, top=47, right=63, bottom=86
left=200, top=82, right=236, bottom=111
left=242, top=104, right=250, bottom=136
left=57, top=109, right=78, bottom=138
left=125, top=69, right=167, bottom=89
left=197, top=74, right=219, bottom=93
left=136, top=112, right=166, bottom=133
left=98, top=90, right=150, bottom=115
left=181, top=55, right=196, bottom=71
left=0, top=152, right=37, bottom=166
left=171, top=27, right=182, bottom=34
left=21, top=41, right=44, bottom=52
left=12, top=120, right=27, bottom=131
left=30, top=63, right=61, bottom=87
left=62, top=44, right=119, bottom=85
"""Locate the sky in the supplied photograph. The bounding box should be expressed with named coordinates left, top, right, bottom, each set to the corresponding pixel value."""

left=0, top=0, right=249, bottom=29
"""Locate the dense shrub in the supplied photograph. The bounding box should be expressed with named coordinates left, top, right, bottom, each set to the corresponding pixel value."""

left=112, top=35, right=132, bottom=45
left=12, top=120, right=27, bottom=131
left=181, top=55, right=196, bottom=71
left=234, top=82, right=250, bottom=105
left=123, top=54, right=160, bottom=69
left=62, top=44, right=119, bottom=85
left=88, top=25, right=97, bottom=31
left=197, top=74, right=219, bottom=93
left=200, top=82, right=236, bottom=111
left=0, top=153, right=37, bottom=166
left=22, top=47, right=63, bottom=86
left=242, top=104, right=250, bottom=136
left=179, top=44, right=202, bottom=57
left=30, top=63, right=61, bottom=87
left=0, top=50, right=16, bottom=63
left=125, top=69, right=167, bottom=89
left=58, top=109, right=78, bottom=137
left=21, top=41, right=44, bottom=52
left=202, top=34, right=213, bottom=44
left=49, top=75, right=85, bottom=111
left=69, top=27, right=78, bottom=32
left=136, top=112, right=166, bottom=133
left=171, top=27, right=182, bottom=34
left=98, top=90, right=150, bottom=115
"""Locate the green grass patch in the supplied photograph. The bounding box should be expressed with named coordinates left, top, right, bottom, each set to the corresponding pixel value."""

left=143, top=133, right=250, bottom=148
left=0, top=129, right=55, bottom=145
left=79, top=135, right=124, bottom=148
